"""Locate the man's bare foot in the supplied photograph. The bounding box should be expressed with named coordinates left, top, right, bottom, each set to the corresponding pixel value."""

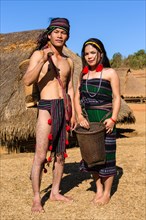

left=31, top=200, right=44, bottom=213
left=50, top=193, right=73, bottom=202
left=94, top=194, right=111, bottom=205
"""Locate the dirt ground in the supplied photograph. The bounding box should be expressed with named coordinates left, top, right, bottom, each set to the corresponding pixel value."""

left=0, top=103, right=145, bottom=220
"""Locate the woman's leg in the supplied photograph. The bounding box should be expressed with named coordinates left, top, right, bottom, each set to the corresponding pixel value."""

left=92, top=173, right=103, bottom=203
left=96, top=176, right=114, bottom=205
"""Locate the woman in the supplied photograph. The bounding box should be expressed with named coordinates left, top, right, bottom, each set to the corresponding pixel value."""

left=75, top=38, right=121, bottom=205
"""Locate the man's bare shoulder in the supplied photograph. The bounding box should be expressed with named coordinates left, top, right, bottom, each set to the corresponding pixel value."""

left=66, top=56, right=74, bottom=69
left=29, top=50, right=43, bottom=60
left=27, top=50, right=45, bottom=66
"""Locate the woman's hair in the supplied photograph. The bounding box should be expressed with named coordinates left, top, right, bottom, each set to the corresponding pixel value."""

left=81, top=38, right=111, bottom=68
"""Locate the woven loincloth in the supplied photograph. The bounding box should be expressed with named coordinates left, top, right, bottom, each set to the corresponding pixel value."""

left=37, top=99, right=66, bottom=156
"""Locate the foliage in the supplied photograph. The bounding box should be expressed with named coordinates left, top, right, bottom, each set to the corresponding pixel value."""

left=110, top=49, right=146, bottom=69
left=110, top=53, right=123, bottom=68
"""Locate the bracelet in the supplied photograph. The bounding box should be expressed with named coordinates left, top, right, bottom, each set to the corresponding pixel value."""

left=110, top=118, right=116, bottom=123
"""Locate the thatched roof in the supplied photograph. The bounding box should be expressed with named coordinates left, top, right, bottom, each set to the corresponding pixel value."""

left=0, top=31, right=135, bottom=145
left=116, top=68, right=146, bottom=98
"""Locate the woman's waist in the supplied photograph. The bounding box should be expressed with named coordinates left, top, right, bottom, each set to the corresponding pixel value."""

left=83, top=102, right=112, bottom=110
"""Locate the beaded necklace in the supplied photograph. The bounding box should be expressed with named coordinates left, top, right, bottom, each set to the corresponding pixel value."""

left=85, top=66, right=103, bottom=98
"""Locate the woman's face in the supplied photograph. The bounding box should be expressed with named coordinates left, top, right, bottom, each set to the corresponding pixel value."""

left=84, top=45, right=102, bottom=68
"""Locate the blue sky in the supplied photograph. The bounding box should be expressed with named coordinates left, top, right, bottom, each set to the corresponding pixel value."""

left=1, top=0, right=145, bottom=59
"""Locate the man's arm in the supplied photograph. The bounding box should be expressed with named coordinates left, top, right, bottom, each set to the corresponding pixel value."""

left=67, top=58, right=76, bottom=125
left=23, top=50, right=47, bottom=86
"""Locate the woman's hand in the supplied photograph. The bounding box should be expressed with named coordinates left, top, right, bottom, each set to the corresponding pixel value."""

left=104, top=118, right=115, bottom=133
left=78, top=115, right=90, bottom=129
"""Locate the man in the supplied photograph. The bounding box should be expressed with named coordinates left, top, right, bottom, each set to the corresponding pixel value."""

left=23, top=18, right=76, bottom=212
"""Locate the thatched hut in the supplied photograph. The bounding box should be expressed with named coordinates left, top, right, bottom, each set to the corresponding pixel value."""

left=116, top=68, right=146, bottom=102
left=0, top=31, right=136, bottom=152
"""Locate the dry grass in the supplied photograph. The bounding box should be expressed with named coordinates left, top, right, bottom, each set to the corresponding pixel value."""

left=0, top=103, right=145, bottom=220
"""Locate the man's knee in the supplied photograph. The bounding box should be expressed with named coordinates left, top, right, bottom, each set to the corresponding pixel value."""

left=55, top=154, right=65, bottom=164
left=34, top=152, right=46, bottom=164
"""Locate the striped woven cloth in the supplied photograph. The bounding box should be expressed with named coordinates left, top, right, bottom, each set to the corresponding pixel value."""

left=37, top=99, right=66, bottom=155
left=79, top=79, right=117, bottom=177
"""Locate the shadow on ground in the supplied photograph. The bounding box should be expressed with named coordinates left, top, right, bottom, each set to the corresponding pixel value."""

left=116, top=128, right=136, bottom=138
left=41, top=162, right=123, bottom=206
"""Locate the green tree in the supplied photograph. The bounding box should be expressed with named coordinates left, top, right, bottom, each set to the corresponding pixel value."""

left=110, top=49, right=146, bottom=69
left=110, top=53, right=123, bottom=68
left=125, top=50, right=146, bottom=69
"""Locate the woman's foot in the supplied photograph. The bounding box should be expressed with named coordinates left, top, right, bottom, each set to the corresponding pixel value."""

left=94, top=193, right=111, bottom=205
left=91, top=191, right=103, bottom=204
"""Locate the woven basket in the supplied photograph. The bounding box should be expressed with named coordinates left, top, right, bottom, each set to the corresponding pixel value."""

left=19, top=59, right=40, bottom=108
left=75, top=122, right=106, bottom=167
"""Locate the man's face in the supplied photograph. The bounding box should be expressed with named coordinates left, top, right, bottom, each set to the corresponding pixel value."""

left=48, top=28, right=68, bottom=47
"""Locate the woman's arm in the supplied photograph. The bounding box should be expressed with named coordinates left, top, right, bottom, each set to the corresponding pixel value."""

left=104, top=68, right=121, bottom=133
left=110, top=68, right=121, bottom=122
left=74, top=78, right=89, bottom=129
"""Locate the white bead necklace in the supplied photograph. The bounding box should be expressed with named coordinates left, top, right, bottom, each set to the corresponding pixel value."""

left=85, top=70, right=103, bottom=97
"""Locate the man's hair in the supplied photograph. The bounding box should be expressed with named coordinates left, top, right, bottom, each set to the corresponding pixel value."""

left=36, top=17, right=70, bottom=50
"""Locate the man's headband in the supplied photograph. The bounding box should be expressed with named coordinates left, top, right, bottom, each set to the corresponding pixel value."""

left=47, top=18, right=70, bottom=35
left=85, top=41, right=102, bottom=53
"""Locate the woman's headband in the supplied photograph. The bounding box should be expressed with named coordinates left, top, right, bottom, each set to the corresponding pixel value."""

left=85, top=41, right=102, bottom=53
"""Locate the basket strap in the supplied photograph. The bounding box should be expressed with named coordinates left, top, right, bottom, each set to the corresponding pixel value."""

left=99, top=111, right=112, bottom=123
left=47, top=54, right=69, bottom=121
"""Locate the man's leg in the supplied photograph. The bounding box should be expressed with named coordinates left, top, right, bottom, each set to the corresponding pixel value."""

left=31, top=110, right=51, bottom=212
left=49, top=99, right=72, bottom=202
left=50, top=155, right=72, bottom=202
